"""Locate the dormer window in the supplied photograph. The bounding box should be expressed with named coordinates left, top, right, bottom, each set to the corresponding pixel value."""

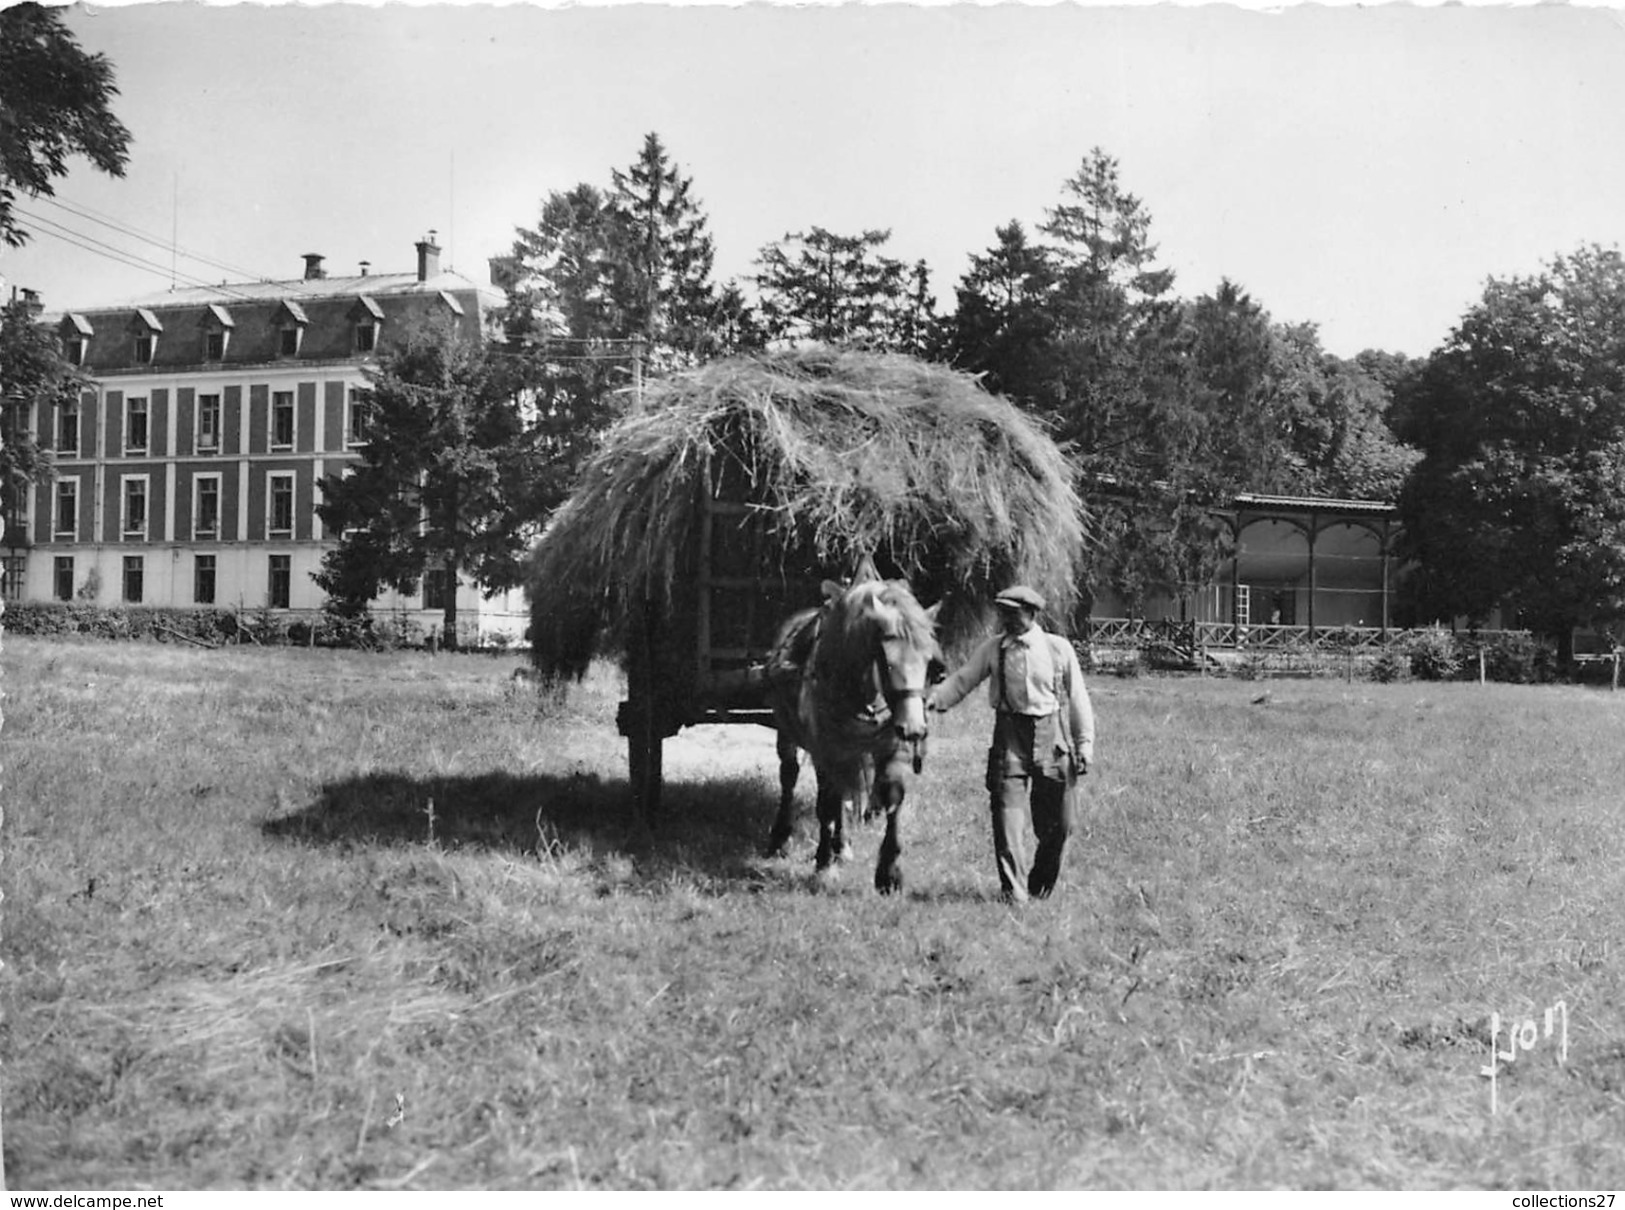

left=61, top=313, right=92, bottom=365
left=277, top=299, right=308, bottom=358
left=131, top=308, right=162, bottom=365
left=352, top=295, right=384, bottom=354
left=202, top=304, right=234, bottom=362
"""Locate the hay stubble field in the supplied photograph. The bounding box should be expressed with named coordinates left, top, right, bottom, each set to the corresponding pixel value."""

left=4, top=636, right=1625, bottom=1189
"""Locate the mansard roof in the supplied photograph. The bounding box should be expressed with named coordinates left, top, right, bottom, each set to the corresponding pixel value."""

left=52, top=268, right=503, bottom=375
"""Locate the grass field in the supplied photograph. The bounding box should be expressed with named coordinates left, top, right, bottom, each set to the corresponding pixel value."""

left=4, top=635, right=1625, bottom=1190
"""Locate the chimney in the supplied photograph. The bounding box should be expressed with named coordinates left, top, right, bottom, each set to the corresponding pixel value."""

left=416, top=231, right=441, bottom=282
left=488, top=255, right=519, bottom=290
left=359, top=260, right=370, bottom=278
left=302, top=253, right=326, bottom=281
left=20, top=286, right=43, bottom=316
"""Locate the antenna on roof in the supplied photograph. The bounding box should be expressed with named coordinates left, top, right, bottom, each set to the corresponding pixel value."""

left=170, top=171, right=179, bottom=291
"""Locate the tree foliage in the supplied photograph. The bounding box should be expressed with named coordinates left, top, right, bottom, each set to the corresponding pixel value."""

left=941, top=149, right=1417, bottom=617
left=945, top=220, right=1057, bottom=404
left=0, top=297, right=71, bottom=540
left=753, top=226, right=935, bottom=352
left=1397, top=243, right=1625, bottom=650
left=496, top=134, right=756, bottom=519
left=0, top=3, right=132, bottom=248
left=314, top=321, right=544, bottom=647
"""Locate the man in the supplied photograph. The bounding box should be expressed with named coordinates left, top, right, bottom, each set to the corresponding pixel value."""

left=927, top=585, right=1095, bottom=903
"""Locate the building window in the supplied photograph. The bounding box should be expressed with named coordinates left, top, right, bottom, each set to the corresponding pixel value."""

left=272, top=391, right=295, bottom=449
left=424, top=567, right=452, bottom=611
left=126, top=396, right=148, bottom=454
left=194, top=475, right=220, bottom=537
left=57, top=398, right=79, bottom=455
left=65, top=337, right=85, bottom=366
left=54, top=556, right=74, bottom=602
left=197, top=394, right=221, bottom=452
left=134, top=334, right=155, bottom=364
left=347, top=390, right=372, bottom=447
left=194, top=554, right=216, bottom=605
left=268, top=472, right=295, bottom=535
left=204, top=330, right=226, bottom=361
left=268, top=554, right=291, bottom=609
left=123, top=556, right=144, bottom=604
left=55, top=480, right=77, bottom=537
left=2, top=555, right=24, bottom=601
left=355, top=321, right=377, bottom=354
left=123, top=476, right=148, bottom=538
left=278, top=325, right=302, bottom=357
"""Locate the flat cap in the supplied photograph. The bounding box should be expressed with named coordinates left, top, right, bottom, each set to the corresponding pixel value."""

left=994, top=585, right=1045, bottom=611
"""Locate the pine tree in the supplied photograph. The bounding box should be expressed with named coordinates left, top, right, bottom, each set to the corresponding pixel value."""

left=314, top=321, right=542, bottom=648
left=604, top=132, right=719, bottom=368
left=945, top=220, right=1057, bottom=404
left=753, top=227, right=911, bottom=349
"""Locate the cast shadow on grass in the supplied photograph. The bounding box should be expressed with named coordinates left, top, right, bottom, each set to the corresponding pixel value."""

left=260, top=768, right=787, bottom=888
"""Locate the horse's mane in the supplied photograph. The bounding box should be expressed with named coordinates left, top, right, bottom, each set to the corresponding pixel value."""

left=814, top=578, right=937, bottom=688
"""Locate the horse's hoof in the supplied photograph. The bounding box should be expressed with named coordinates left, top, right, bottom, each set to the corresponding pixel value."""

left=837, top=842, right=855, bottom=864
left=875, top=865, right=903, bottom=895
left=765, top=831, right=792, bottom=859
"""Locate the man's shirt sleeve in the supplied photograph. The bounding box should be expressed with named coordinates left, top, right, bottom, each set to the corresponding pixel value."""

left=933, top=635, right=996, bottom=711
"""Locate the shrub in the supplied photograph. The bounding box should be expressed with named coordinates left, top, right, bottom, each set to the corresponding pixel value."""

left=1371, top=648, right=1408, bottom=683
left=1480, top=631, right=1554, bottom=684
left=1407, top=627, right=1461, bottom=681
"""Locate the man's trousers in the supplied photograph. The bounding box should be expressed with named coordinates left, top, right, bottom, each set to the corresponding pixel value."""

left=986, top=711, right=1075, bottom=900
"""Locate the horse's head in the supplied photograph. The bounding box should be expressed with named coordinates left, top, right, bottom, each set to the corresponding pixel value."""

left=821, top=575, right=942, bottom=772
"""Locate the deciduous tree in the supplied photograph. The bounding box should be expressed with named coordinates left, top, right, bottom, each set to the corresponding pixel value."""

left=0, top=296, right=70, bottom=542
left=0, top=3, right=132, bottom=248
left=1396, top=243, right=1625, bottom=655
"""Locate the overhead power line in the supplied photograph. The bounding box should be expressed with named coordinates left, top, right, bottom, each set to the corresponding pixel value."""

left=15, top=207, right=263, bottom=302
left=36, top=194, right=274, bottom=284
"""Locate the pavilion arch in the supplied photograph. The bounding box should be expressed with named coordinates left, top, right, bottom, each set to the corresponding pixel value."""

left=1224, top=495, right=1399, bottom=634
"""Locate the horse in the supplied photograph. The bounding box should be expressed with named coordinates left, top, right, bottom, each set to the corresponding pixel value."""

left=762, top=567, right=942, bottom=893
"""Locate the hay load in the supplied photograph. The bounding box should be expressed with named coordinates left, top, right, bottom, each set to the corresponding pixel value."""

left=526, top=345, right=1088, bottom=688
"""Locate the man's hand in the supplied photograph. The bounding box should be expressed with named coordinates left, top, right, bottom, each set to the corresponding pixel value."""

left=1074, top=747, right=1091, bottom=775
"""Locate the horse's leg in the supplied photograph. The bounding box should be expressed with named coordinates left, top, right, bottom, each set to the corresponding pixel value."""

left=814, top=773, right=844, bottom=874
left=873, top=755, right=909, bottom=895
left=766, top=729, right=800, bottom=857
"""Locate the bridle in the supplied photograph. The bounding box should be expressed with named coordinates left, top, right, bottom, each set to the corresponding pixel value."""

left=867, top=628, right=942, bottom=773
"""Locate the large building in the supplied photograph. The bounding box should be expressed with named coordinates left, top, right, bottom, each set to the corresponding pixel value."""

left=7, top=236, right=529, bottom=642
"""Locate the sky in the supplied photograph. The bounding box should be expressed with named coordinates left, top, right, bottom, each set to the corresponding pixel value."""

left=5, top=1, right=1625, bottom=359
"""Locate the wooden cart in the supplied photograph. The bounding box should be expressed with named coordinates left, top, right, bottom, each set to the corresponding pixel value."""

left=615, top=477, right=823, bottom=820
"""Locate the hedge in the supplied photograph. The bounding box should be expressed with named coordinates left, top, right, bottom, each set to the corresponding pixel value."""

left=1, top=602, right=512, bottom=653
